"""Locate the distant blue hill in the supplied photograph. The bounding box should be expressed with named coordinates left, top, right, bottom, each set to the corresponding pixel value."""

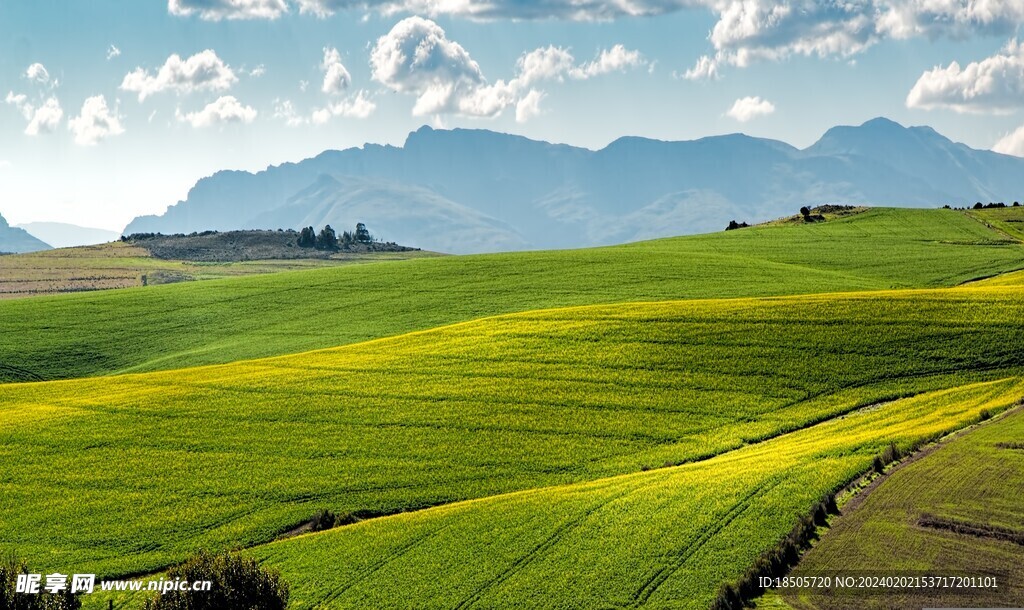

left=0, top=213, right=51, bottom=254
left=124, top=118, right=1024, bottom=254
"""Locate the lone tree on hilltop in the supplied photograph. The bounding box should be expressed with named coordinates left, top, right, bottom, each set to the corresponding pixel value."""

left=316, top=225, right=338, bottom=250
left=297, top=226, right=316, bottom=248
left=800, top=206, right=811, bottom=219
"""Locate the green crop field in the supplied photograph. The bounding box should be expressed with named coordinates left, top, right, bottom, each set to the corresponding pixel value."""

left=1, top=284, right=1023, bottom=584
left=778, top=407, right=1024, bottom=610
left=240, top=379, right=1022, bottom=610
left=967, top=205, right=1024, bottom=241
left=2, top=208, right=1023, bottom=383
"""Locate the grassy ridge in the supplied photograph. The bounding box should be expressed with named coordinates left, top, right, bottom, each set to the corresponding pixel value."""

left=238, top=379, right=1024, bottom=610
left=1, top=208, right=1022, bottom=383
left=3, top=284, right=1024, bottom=580
left=783, top=407, right=1024, bottom=609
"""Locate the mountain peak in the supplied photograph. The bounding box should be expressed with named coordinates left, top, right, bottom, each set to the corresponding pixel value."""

left=859, top=117, right=905, bottom=130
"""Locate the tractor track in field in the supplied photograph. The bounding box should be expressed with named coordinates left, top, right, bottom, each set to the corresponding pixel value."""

left=316, top=522, right=456, bottom=606
left=451, top=485, right=637, bottom=610
left=628, top=480, right=782, bottom=607
left=0, top=362, right=45, bottom=382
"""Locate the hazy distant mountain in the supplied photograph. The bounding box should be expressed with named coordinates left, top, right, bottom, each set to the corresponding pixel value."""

left=16, top=222, right=120, bottom=249
left=125, top=118, right=1024, bottom=253
left=0, top=213, right=51, bottom=254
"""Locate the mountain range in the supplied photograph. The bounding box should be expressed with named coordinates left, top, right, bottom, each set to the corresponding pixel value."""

left=125, top=118, right=1024, bottom=254
left=15, top=222, right=121, bottom=249
left=0, top=213, right=51, bottom=254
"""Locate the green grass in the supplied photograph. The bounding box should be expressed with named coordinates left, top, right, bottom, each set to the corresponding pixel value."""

left=234, top=378, right=1023, bottom=610
left=3, top=284, right=1024, bottom=584
left=781, top=407, right=1024, bottom=609
left=967, top=205, right=1024, bottom=241
left=2, top=208, right=1022, bottom=383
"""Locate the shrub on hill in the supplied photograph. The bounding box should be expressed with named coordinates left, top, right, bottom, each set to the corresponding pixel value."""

left=0, top=555, right=81, bottom=610
left=142, top=551, right=288, bottom=610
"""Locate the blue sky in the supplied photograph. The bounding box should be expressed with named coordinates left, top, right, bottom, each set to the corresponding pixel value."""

left=2, top=0, right=1023, bottom=231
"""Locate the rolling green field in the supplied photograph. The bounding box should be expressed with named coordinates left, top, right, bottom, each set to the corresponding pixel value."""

left=3, top=207, right=1024, bottom=609
left=242, top=379, right=1022, bottom=610
left=2, top=208, right=1023, bottom=383
left=2, top=284, right=1024, bottom=584
left=780, top=406, right=1024, bottom=609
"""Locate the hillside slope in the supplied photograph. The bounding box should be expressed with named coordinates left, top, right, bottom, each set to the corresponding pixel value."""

left=2, top=208, right=1023, bottom=382
left=3, top=285, right=1024, bottom=581
left=785, top=408, right=1024, bottom=609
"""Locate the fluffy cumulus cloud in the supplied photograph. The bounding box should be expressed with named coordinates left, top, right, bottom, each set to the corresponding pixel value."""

left=5, top=92, right=64, bottom=136
left=321, top=47, right=352, bottom=94
left=515, top=89, right=545, bottom=122
left=121, top=50, right=238, bottom=101
left=168, top=0, right=288, bottom=20
left=906, top=40, right=1024, bottom=114
left=371, top=17, right=644, bottom=119
left=993, top=124, right=1024, bottom=157
left=682, top=0, right=1024, bottom=79
left=176, top=95, right=258, bottom=127
left=726, top=95, right=775, bottom=122
left=68, top=95, right=125, bottom=146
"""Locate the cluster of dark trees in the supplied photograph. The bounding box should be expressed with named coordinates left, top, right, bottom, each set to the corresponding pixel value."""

left=296, top=223, right=374, bottom=250
left=725, top=220, right=750, bottom=231
left=944, top=201, right=1022, bottom=210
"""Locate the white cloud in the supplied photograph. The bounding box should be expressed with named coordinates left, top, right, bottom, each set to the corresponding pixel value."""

left=68, top=95, right=125, bottom=146
left=371, top=17, right=644, bottom=118
left=371, top=16, right=486, bottom=114
left=120, top=50, right=238, bottom=102
left=515, top=89, right=545, bottom=122
left=311, top=90, right=377, bottom=123
left=176, top=95, right=258, bottom=127
left=25, top=98, right=64, bottom=135
left=877, top=0, right=1024, bottom=40
left=726, top=96, right=775, bottom=122
left=906, top=40, right=1024, bottom=114
left=5, top=92, right=32, bottom=120
left=573, top=44, right=645, bottom=77
left=273, top=99, right=307, bottom=126
left=516, top=46, right=576, bottom=85
left=993, top=124, right=1024, bottom=157
left=168, top=0, right=288, bottom=20
left=6, top=92, right=63, bottom=136
left=107, top=45, right=121, bottom=60
left=682, top=55, right=719, bottom=80
left=321, top=47, right=352, bottom=94
left=249, top=64, right=266, bottom=77
left=25, top=63, right=50, bottom=84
